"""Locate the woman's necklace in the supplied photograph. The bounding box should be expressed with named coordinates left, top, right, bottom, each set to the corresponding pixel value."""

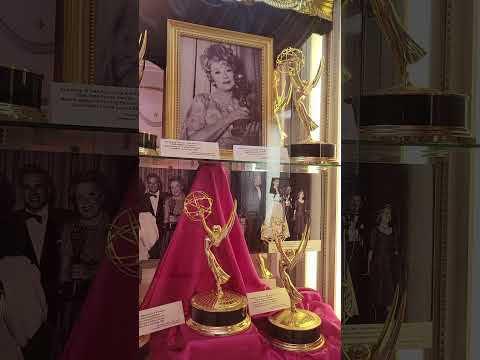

left=211, top=92, right=235, bottom=113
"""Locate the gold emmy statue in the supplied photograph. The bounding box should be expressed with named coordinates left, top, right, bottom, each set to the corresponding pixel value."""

left=359, top=0, right=473, bottom=144
left=183, top=191, right=251, bottom=336
left=369, top=0, right=426, bottom=89
left=265, top=218, right=325, bottom=351
left=274, top=47, right=336, bottom=161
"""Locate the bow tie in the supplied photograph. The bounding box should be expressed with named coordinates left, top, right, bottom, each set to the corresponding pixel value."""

left=149, top=194, right=158, bottom=198
left=26, top=212, right=43, bottom=224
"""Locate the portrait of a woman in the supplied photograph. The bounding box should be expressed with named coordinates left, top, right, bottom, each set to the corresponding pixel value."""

left=181, top=43, right=260, bottom=149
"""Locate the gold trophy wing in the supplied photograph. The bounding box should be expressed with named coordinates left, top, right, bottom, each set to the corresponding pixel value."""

left=211, top=200, right=237, bottom=247
left=369, top=0, right=427, bottom=86
left=287, top=224, right=310, bottom=271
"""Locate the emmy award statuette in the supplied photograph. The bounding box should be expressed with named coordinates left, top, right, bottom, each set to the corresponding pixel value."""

left=274, top=47, right=336, bottom=162
left=183, top=191, right=251, bottom=336
left=264, top=217, right=325, bottom=351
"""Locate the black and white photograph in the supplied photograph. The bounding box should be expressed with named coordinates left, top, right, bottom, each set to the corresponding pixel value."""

left=342, top=163, right=434, bottom=325
left=231, top=172, right=312, bottom=253
left=165, top=20, right=273, bottom=153
left=138, top=167, right=196, bottom=261
left=0, top=150, right=133, bottom=360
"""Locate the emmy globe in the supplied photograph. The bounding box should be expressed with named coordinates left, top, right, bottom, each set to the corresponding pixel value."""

left=183, top=191, right=251, bottom=336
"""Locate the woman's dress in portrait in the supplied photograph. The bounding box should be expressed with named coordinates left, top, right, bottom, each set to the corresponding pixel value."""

left=284, top=194, right=294, bottom=238
left=293, top=199, right=306, bottom=240
left=369, top=227, right=398, bottom=311
left=183, top=94, right=258, bottom=149
left=262, top=189, right=290, bottom=240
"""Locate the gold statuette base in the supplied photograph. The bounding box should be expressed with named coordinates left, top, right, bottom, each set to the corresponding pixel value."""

left=270, top=334, right=326, bottom=352
left=188, top=290, right=251, bottom=336
left=290, top=142, right=336, bottom=163
left=267, top=308, right=325, bottom=352
left=186, top=315, right=251, bottom=337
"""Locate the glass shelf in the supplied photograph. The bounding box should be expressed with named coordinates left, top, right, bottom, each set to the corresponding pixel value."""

left=139, top=154, right=339, bottom=174
left=342, top=141, right=480, bottom=164
left=140, top=144, right=340, bottom=173
left=0, top=118, right=137, bottom=134
left=343, top=140, right=480, bottom=148
left=0, top=122, right=138, bottom=156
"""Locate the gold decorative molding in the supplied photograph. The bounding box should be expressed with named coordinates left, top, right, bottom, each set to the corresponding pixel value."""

left=260, top=0, right=335, bottom=21
left=61, top=0, right=96, bottom=83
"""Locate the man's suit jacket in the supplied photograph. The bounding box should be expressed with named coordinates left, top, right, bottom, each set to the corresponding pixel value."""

left=243, top=185, right=265, bottom=222
left=141, top=193, right=167, bottom=227
left=12, top=208, right=72, bottom=324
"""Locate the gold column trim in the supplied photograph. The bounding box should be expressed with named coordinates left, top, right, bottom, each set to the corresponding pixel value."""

left=62, top=0, right=96, bottom=83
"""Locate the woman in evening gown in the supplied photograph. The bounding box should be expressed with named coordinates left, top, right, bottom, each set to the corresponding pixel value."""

left=367, top=204, right=399, bottom=321
left=293, top=189, right=306, bottom=240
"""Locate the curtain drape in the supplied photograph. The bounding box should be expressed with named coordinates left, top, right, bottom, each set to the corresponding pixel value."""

left=140, top=0, right=332, bottom=69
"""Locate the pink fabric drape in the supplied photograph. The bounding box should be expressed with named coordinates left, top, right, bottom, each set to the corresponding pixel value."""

left=141, top=164, right=340, bottom=359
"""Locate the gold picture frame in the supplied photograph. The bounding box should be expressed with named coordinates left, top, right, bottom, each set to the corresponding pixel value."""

left=165, top=19, right=274, bottom=160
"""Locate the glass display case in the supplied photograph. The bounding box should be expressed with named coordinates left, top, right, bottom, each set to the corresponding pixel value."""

left=0, top=1, right=343, bottom=359
left=136, top=2, right=342, bottom=358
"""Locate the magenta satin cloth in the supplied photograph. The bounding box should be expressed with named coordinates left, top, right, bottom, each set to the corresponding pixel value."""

left=141, top=164, right=341, bottom=359
left=146, top=289, right=340, bottom=360
left=60, top=179, right=139, bottom=360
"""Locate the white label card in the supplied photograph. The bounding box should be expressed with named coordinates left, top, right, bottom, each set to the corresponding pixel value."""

left=268, top=240, right=322, bottom=253
left=262, top=278, right=278, bottom=289
left=233, top=145, right=289, bottom=163
left=247, top=287, right=291, bottom=316
left=139, top=301, right=185, bottom=336
left=159, top=139, right=220, bottom=160
left=49, top=82, right=137, bottom=128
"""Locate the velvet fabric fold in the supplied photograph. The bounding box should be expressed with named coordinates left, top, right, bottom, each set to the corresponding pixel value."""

left=146, top=289, right=340, bottom=360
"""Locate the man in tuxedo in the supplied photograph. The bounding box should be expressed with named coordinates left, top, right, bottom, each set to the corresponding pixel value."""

left=13, top=166, right=71, bottom=359
left=141, top=173, right=165, bottom=258
left=242, top=173, right=266, bottom=252
left=0, top=174, right=16, bottom=258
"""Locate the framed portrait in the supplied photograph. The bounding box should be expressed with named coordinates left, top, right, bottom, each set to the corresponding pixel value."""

left=165, top=20, right=273, bottom=159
